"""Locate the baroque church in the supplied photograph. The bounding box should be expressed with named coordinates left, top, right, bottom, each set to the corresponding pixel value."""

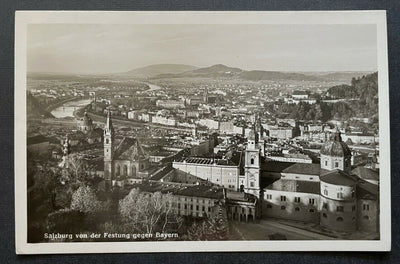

left=103, top=109, right=149, bottom=189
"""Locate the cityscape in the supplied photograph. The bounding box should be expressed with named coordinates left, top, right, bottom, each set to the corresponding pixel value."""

left=26, top=24, right=380, bottom=242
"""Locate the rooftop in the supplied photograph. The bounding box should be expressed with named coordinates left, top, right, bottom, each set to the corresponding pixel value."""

left=281, top=163, right=321, bottom=176
left=137, top=182, right=224, bottom=200
left=352, top=167, right=379, bottom=182
left=320, top=170, right=356, bottom=186
left=261, top=161, right=295, bottom=173
left=174, top=157, right=238, bottom=166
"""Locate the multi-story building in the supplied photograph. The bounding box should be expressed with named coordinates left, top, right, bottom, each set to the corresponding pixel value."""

left=172, top=157, right=240, bottom=190
left=263, top=130, right=379, bottom=233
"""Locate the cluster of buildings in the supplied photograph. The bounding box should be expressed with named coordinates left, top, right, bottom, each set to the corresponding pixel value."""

left=58, top=110, right=379, bottom=234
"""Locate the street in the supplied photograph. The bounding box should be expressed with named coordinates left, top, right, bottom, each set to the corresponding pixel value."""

left=228, top=219, right=335, bottom=240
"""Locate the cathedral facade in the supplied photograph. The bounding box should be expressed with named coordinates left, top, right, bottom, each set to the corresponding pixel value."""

left=103, top=110, right=149, bottom=189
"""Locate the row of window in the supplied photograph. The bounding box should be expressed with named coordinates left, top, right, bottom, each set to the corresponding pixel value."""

left=322, top=214, right=370, bottom=221
left=322, top=190, right=355, bottom=198
left=179, top=197, right=214, bottom=205
left=323, top=203, right=369, bottom=212
left=266, top=195, right=316, bottom=205
left=266, top=204, right=315, bottom=213
left=177, top=203, right=211, bottom=212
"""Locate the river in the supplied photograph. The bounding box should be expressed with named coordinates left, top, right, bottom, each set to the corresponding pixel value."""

left=146, top=82, right=162, bottom=92
left=51, top=99, right=92, bottom=118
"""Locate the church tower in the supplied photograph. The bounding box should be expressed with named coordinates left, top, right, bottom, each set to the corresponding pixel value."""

left=320, top=128, right=352, bottom=173
left=203, top=86, right=208, bottom=103
left=244, top=127, right=261, bottom=197
left=104, top=109, right=114, bottom=189
left=255, top=114, right=265, bottom=157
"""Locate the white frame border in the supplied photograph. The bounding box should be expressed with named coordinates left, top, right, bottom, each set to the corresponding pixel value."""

left=15, top=10, right=391, bottom=254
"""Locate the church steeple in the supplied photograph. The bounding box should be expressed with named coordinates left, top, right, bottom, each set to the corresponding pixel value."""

left=104, top=108, right=114, bottom=189
left=203, top=86, right=208, bottom=103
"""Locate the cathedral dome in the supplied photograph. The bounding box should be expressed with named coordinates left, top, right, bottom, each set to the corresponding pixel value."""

left=320, top=131, right=351, bottom=157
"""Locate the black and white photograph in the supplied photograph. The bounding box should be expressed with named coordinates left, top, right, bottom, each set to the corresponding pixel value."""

left=15, top=11, right=391, bottom=253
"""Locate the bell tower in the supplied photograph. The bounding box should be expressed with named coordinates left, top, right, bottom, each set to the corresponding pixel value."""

left=104, top=109, right=114, bottom=189
left=244, top=127, right=261, bottom=197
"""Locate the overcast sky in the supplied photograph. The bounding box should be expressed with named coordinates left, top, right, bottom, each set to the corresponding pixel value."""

left=27, top=24, right=377, bottom=74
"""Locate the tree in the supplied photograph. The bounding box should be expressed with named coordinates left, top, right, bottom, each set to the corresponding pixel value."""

left=119, top=189, right=183, bottom=234
left=186, top=207, right=228, bottom=240
left=70, top=186, right=103, bottom=213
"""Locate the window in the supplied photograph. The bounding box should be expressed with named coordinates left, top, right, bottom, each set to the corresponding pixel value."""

left=336, top=217, right=343, bottom=222
left=178, top=203, right=180, bottom=209
left=250, top=158, right=254, bottom=165
left=323, top=189, right=328, bottom=196
left=281, top=206, right=286, bottom=210
left=190, top=205, right=193, bottom=210
left=335, top=162, right=339, bottom=168
left=309, top=198, right=315, bottom=205
left=250, top=181, right=254, bottom=187
left=325, top=160, right=328, bottom=166
left=202, top=206, right=205, bottom=211
left=266, top=204, right=272, bottom=209
left=294, top=197, right=300, bottom=203
left=363, top=215, right=369, bottom=220
left=295, top=207, right=300, bottom=212
left=363, top=204, right=370, bottom=211
left=280, top=196, right=286, bottom=202
left=337, top=206, right=344, bottom=212
left=322, top=213, right=327, bottom=218
left=323, top=203, right=328, bottom=209
left=184, top=204, right=187, bottom=209
left=351, top=191, right=355, bottom=198
left=266, top=194, right=272, bottom=200
left=106, top=139, right=109, bottom=144
left=337, top=192, right=343, bottom=199
left=309, top=209, right=315, bottom=213
left=352, top=205, right=356, bottom=211
left=196, top=205, right=199, bottom=211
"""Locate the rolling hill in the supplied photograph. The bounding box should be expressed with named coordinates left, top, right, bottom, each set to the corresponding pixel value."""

left=118, top=64, right=198, bottom=78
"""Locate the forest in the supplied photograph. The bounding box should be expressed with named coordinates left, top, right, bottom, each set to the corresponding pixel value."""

left=267, top=72, right=378, bottom=123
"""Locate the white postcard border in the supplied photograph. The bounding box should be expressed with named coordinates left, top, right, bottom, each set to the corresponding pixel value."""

left=15, top=10, right=391, bottom=254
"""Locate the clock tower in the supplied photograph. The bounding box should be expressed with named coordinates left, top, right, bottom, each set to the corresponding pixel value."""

left=244, top=128, right=261, bottom=197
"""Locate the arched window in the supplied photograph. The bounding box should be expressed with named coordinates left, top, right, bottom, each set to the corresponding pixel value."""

left=323, top=189, right=328, bottom=196
left=250, top=158, right=254, bottom=165
left=106, top=139, right=109, bottom=144
left=131, top=165, right=136, bottom=176
left=336, top=217, right=343, bottom=222
left=123, top=165, right=128, bottom=176
left=116, top=164, right=120, bottom=176
left=337, top=192, right=343, bottom=199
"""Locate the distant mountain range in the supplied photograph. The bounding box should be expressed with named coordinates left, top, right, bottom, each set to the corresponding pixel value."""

left=117, top=64, right=198, bottom=78
left=145, top=64, right=372, bottom=83
left=28, top=63, right=374, bottom=84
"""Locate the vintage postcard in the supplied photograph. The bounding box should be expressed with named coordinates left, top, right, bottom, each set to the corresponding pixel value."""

left=15, top=11, right=391, bottom=254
